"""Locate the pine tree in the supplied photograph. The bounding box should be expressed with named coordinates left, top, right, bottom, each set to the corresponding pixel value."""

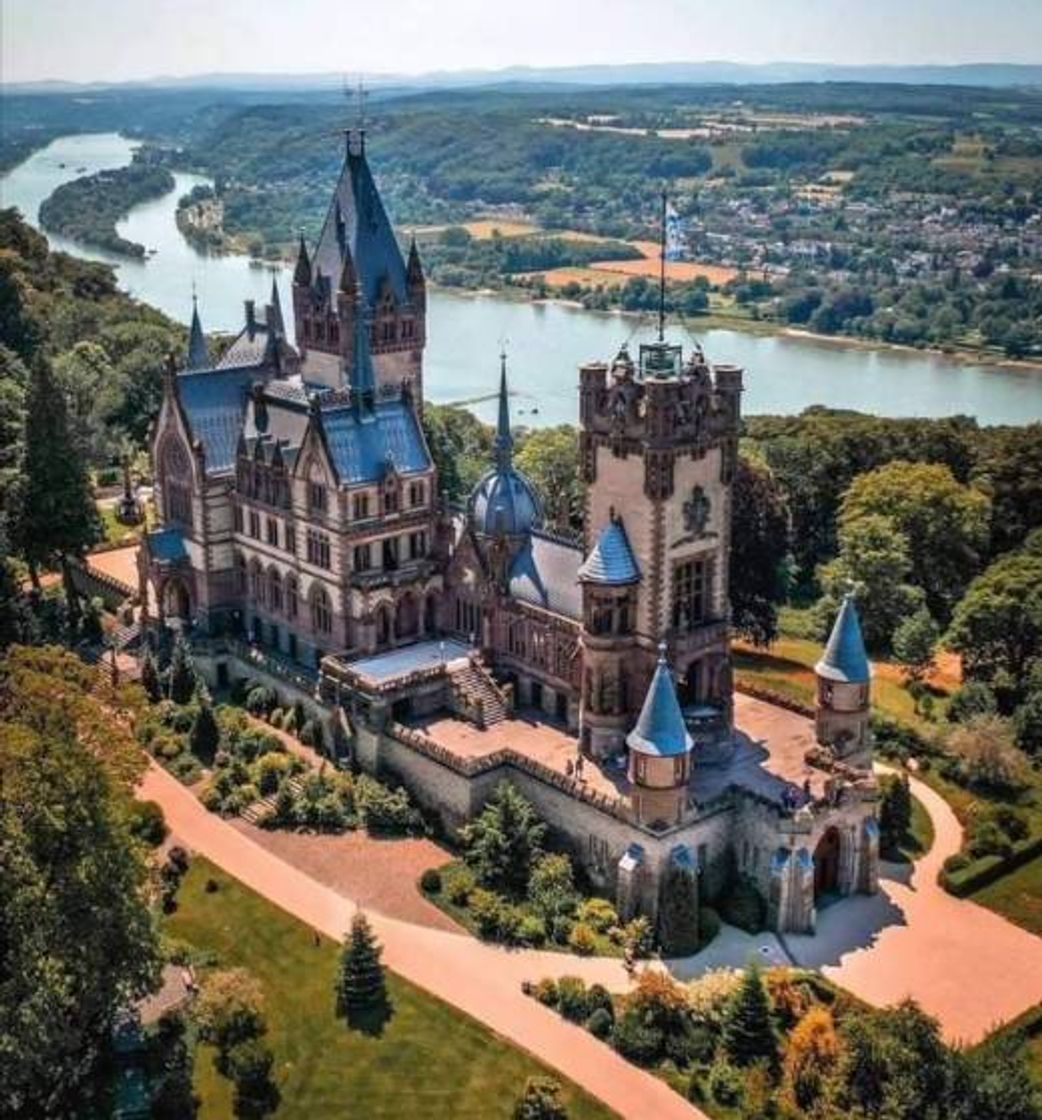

left=13, top=355, right=99, bottom=587
left=168, top=637, right=196, bottom=705
left=879, top=774, right=913, bottom=856
left=0, top=532, right=27, bottom=652
left=335, top=913, right=388, bottom=1029
left=189, top=702, right=220, bottom=761
left=141, top=649, right=161, bottom=703
left=657, top=862, right=700, bottom=956
left=721, top=963, right=776, bottom=1067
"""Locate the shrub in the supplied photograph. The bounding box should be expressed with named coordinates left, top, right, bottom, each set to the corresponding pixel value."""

left=658, top=862, right=700, bottom=955
left=720, top=876, right=767, bottom=933
left=585, top=984, right=613, bottom=1019
left=460, top=781, right=547, bottom=894
left=126, top=799, right=168, bottom=846
left=245, top=685, right=278, bottom=717
left=707, top=1060, right=743, bottom=1107
left=513, top=1076, right=567, bottom=1120
left=153, top=733, right=184, bottom=760
left=586, top=1007, right=613, bottom=1040
left=420, top=868, right=442, bottom=894
left=226, top=1037, right=277, bottom=1116
left=533, top=977, right=559, bottom=1007
left=556, top=976, right=589, bottom=1023
left=268, top=707, right=285, bottom=729
left=969, top=819, right=1013, bottom=859
left=576, top=897, right=617, bottom=933
left=166, top=707, right=195, bottom=734
left=945, top=715, right=1029, bottom=795
left=549, top=915, right=575, bottom=946
left=528, top=853, right=579, bottom=924
left=519, top=914, right=547, bottom=946
left=355, top=774, right=417, bottom=835
left=469, top=888, right=506, bottom=939
left=567, top=922, right=597, bottom=956
left=194, top=968, right=266, bottom=1062
left=948, top=681, right=998, bottom=724
left=686, top=968, right=743, bottom=1024
left=943, top=852, right=971, bottom=874
left=255, top=751, right=290, bottom=795
left=687, top=1021, right=718, bottom=1065
left=782, top=1005, right=840, bottom=1112
left=622, top=915, right=655, bottom=958
left=300, top=718, right=326, bottom=751
left=611, top=1007, right=664, bottom=1066
left=444, top=865, right=476, bottom=906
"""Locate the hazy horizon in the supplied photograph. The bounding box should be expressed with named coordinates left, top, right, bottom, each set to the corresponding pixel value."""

left=4, top=0, right=1042, bottom=86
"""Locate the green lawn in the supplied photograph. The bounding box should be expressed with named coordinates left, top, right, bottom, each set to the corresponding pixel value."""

left=165, top=858, right=617, bottom=1120
left=973, top=853, right=1042, bottom=938
left=733, top=631, right=951, bottom=732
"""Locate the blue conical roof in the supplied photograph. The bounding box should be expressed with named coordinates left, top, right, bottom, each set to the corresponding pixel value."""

left=579, top=518, right=640, bottom=585
left=816, top=594, right=871, bottom=683
left=186, top=296, right=210, bottom=370
left=627, top=647, right=693, bottom=758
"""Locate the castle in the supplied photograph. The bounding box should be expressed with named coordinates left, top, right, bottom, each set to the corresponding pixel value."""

left=142, top=131, right=879, bottom=935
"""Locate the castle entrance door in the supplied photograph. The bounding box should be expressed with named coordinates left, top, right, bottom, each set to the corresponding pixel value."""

left=814, top=827, right=841, bottom=898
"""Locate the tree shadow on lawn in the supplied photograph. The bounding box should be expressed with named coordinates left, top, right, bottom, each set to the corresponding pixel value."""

left=346, top=997, right=394, bottom=1038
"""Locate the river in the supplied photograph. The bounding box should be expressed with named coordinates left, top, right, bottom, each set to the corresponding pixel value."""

left=2, top=131, right=1041, bottom=428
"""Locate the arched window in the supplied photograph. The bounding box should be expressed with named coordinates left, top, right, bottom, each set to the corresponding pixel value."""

left=286, top=575, right=299, bottom=619
left=267, top=568, right=283, bottom=613
left=310, top=584, right=332, bottom=635
left=234, top=552, right=247, bottom=594
left=161, top=437, right=193, bottom=527
left=375, top=603, right=391, bottom=646
left=249, top=558, right=264, bottom=605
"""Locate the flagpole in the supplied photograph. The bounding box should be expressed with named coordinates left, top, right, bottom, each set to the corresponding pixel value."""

left=658, top=187, right=667, bottom=342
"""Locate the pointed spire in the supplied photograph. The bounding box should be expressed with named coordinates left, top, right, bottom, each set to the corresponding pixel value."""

left=627, top=643, right=693, bottom=758
left=293, top=232, right=311, bottom=286
left=816, top=593, right=871, bottom=683
left=407, top=237, right=424, bottom=287
left=186, top=292, right=210, bottom=370
left=494, top=351, right=513, bottom=471
left=578, top=518, right=641, bottom=585
left=268, top=275, right=285, bottom=336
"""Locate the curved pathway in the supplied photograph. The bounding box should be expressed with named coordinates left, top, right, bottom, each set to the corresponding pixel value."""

left=785, top=763, right=1042, bottom=1043
left=139, top=762, right=707, bottom=1120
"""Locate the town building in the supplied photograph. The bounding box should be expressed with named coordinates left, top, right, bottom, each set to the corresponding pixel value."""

left=142, top=132, right=879, bottom=936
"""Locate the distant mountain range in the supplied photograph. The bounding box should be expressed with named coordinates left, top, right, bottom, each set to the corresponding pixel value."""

left=5, top=60, right=1042, bottom=96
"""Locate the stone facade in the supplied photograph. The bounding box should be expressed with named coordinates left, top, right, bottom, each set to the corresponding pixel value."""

left=144, top=136, right=880, bottom=937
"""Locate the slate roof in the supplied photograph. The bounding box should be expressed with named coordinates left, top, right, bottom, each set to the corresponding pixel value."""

left=507, top=531, right=583, bottom=620
left=146, top=526, right=188, bottom=564
left=627, top=649, right=694, bottom=758
left=471, top=468, right=542, bottom=538
left=311, top=144, right=408, bottom=311
left=177, top=366, right=258, bottom=474
left=216, top=322, right=274, bottom=369
left=578, top=519, right=641, bottom=585
left=816, top=594, right=872, bottom=683
left=320, top=399, right=430, bottom=485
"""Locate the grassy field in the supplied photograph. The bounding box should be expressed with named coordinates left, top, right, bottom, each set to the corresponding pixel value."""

left=165, top=859, right=616, bottom=1120
left=973, top=853, right=1042, bottom=938
left=732, top=629, right=954, bottom=732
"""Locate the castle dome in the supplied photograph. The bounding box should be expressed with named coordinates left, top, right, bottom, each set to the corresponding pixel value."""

left=468, top=353, right=542, bottom=539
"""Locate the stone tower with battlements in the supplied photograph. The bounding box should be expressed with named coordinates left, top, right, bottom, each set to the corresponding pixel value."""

left=578, top=337, right=742, bottom=740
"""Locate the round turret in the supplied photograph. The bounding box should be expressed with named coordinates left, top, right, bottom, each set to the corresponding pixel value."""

left=815, top=594, right=873, bottom=768
left=626, top=645, right=693, bottom=827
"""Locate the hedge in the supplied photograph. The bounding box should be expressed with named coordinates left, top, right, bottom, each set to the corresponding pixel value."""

left=940, top=832, right=1042, bottom=897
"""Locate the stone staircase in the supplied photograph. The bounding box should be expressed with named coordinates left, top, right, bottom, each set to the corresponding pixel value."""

left=449, top=658, right=509, bottom=728
left=240, top=773, right=307, bottom=825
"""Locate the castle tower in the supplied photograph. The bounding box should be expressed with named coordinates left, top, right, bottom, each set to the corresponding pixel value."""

left=291, top=131, right=426, bottom=398
left=578, top=513, right=641, bottom=758
left=626, top=644, right=694, bottom=827
left=815, top=594, right=872, bottom=768
left=579, top=339, right=741, bottom=726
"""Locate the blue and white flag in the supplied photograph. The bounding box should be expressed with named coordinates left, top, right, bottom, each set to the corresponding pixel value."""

left=665, top=202, right=686, bottom=261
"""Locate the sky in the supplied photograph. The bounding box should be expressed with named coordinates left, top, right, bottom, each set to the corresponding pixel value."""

left=3, top=0, right=1041, bottom=85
